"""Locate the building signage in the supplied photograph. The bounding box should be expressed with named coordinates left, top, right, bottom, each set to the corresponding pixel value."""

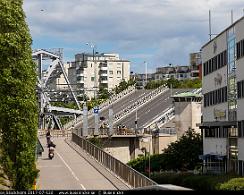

left=213, top=108, right=226, bottom=120
left=214, top=73, right=222, bottom=86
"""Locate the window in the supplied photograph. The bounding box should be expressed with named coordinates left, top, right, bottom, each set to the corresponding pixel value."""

left=237, top=80, right=244, bottom=99
left=109, top=70, right=113, bottom=74
left=238, top=121, right=244, bottom=137
left=117, top=70, right=121, bottom=75
left=100, top=70, right=107, bottom=74
left=204, top=50, right=227, bottom=76
left=77, top=76, right=84, bottom=81
left=91, top=77, right=94, bottom=81
left=203, top=86, right=227, bottom=107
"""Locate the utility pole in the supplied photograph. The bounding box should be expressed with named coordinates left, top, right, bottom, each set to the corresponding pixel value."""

left=144, top=61, right=147, bottom=89
left=86, top=42, right=99, bottom=135
left=209, top=10, right=212, bottom=41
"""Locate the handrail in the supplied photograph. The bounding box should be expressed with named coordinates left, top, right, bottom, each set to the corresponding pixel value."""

left=38, top=129, right=72, bottom=137
left=112, top=85, right=168, bottom=124
left=71, top=132, right=157, bottom=188
left=63, top=85, right=136, bottom=130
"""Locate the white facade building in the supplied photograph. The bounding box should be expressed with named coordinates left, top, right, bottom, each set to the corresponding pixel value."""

left=200, top=16, right=244, bottom=175
left=68, top=53, right=130, bottom=99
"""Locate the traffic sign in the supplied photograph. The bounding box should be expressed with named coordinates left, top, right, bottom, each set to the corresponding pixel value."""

left=94, top=108, right=99, bottom=114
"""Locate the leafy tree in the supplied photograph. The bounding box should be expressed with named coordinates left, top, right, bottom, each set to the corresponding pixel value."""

left=0, top=0, right=38, bottom=189
left=98, top=87, right=110, bottom=100
left=127, top=128, right=202, bottom=173
left=144, top=78, right=202, bottom=89
left=166, top=78, right=181, bottom=88
left=114, top=79, right=135, bottom=94
left=162, top=128, right=202, bottom=171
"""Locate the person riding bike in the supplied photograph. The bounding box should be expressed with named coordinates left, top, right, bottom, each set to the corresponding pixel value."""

left=46, top=130, right=51, bottom=146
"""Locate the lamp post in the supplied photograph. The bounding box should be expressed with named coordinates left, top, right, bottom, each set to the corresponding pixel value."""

left=141, top=136, right=151, bottom=178
left=86, top=42, right=99, bottom=135
left=144, top=61, right=148, bottom=89
left=86, top=42, right=97, bottom=99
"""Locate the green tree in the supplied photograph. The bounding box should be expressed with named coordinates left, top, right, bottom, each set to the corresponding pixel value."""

left=127, top=128, right=202, bottom=173
left=98, top=87, right=110, bottom=100
left=167, top=78, right=181, bottom=88
left=114, top=79, right=135, bottom=94
left=162, top=128, right=203, bottom=171
left=0, top=0, right=38, bottom=189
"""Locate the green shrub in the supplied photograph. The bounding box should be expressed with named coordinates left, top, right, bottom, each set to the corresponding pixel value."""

left=151, top=172, right=239, bottom=191
left=219, top=178, right=244, bottom=191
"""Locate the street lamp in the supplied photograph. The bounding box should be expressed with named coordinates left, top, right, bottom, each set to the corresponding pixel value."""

left=86, top=42, right=97, bottom=99
left=141, top=136, right=151, bottom=178
left=144, top=61, right=148, bottom=89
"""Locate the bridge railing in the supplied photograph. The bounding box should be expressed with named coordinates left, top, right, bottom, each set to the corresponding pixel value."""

left=71, top=132, right=157, bottom=188
left=112, top=85, right=169, bottom=124
left=38, top=129, right=72, bottom=137
left=63, top=85, right=136, bottom=130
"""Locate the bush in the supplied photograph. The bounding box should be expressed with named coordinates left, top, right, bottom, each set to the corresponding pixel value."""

left=151, top=172, right=239, bottom=191
left=219, top=178, right=244, bottom=191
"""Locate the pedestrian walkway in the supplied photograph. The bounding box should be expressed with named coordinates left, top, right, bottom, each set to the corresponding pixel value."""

left=37, top=137, right=130, bottom=190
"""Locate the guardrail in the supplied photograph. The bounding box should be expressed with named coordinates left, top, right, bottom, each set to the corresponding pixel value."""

left=113, top=85, right=169, bottom=124
left=71, top=132, right=157, bottom=188
left=38, top=129, right=72, bottom=137
left=63, top=85, right=136, bottom=130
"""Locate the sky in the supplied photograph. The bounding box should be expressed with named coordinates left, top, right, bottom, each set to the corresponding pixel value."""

left=23, top=0, right=244, bottom=73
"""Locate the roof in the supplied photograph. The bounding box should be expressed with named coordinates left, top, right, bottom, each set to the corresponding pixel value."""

left=172, top=92, right=202, bottom=98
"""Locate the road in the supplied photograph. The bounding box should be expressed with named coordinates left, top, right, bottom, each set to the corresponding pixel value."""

left=37, top=137, right=130, bottom=190
left=86, top=89, right=152, bottom=128
left=115, top=88, right=190, bottom=129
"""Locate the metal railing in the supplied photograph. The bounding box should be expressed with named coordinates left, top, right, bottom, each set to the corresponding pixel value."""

left=71, top=132, right=157, bottom=188
left=63, top=85, right=136, bottom=130
left=38, top=129, right=72, bottom=137
left=112, top=85, right=169, bottom=124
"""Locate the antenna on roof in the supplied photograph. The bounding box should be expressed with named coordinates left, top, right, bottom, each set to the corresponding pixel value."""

left=209, top=10, right=212, bottom=41
left=208, top=10, right=218, bottom=41
left=231, top=9, right=234, bottom=24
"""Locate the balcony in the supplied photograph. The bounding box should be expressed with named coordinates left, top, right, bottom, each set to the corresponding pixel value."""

left=99, top=70, right=108, bottom=76
left=77, top=76, right=84, bottom=84
left=75, top=61, right=87, bottom=68
left=100, top=79, right=108, bottom=83
left=100, top=66, right=108, bottom=71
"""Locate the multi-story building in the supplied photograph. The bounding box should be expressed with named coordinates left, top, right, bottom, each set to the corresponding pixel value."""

left=200, top=16, right=244, bottom=175
left=154, top=65, right=191, bottom=81
left=68, top=53, right=130, bottom=99
left=190, top=52, right=202, bottom=80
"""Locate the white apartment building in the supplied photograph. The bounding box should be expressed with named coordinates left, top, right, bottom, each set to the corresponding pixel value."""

left=200, top=16, right=244, bottom=175
left=46, top=63, right=70, bottom=91
left=68, top=53, right=130, bottom=99
left=154, top=65, right=191, bottom=81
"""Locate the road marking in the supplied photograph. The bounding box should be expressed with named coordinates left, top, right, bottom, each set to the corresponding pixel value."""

left=80, top=183, right=86, bottom=190
left=38, top=165, right=63, bottom=168
left=56, top=151, right=86, bottom=190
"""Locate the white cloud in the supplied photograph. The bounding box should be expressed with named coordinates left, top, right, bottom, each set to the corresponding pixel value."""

left=23, top=0, right=244, bottom=73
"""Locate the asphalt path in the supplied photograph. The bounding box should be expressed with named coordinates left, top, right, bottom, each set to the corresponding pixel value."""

left=37, top=137, right=121, bottom=190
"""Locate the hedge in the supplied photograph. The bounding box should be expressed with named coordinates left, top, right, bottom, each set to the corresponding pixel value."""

left=151, top=172, right=239, bottom=191
left=219, top=178, right=244, bottom=191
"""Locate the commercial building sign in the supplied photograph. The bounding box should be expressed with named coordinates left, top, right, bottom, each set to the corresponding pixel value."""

left=214, top=73, right=222, bottom=86
left=213, top=108, right=226, bottom=120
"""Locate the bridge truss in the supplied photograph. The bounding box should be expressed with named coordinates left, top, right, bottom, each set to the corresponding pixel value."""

left=33, top=49, right=82, bottom=130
